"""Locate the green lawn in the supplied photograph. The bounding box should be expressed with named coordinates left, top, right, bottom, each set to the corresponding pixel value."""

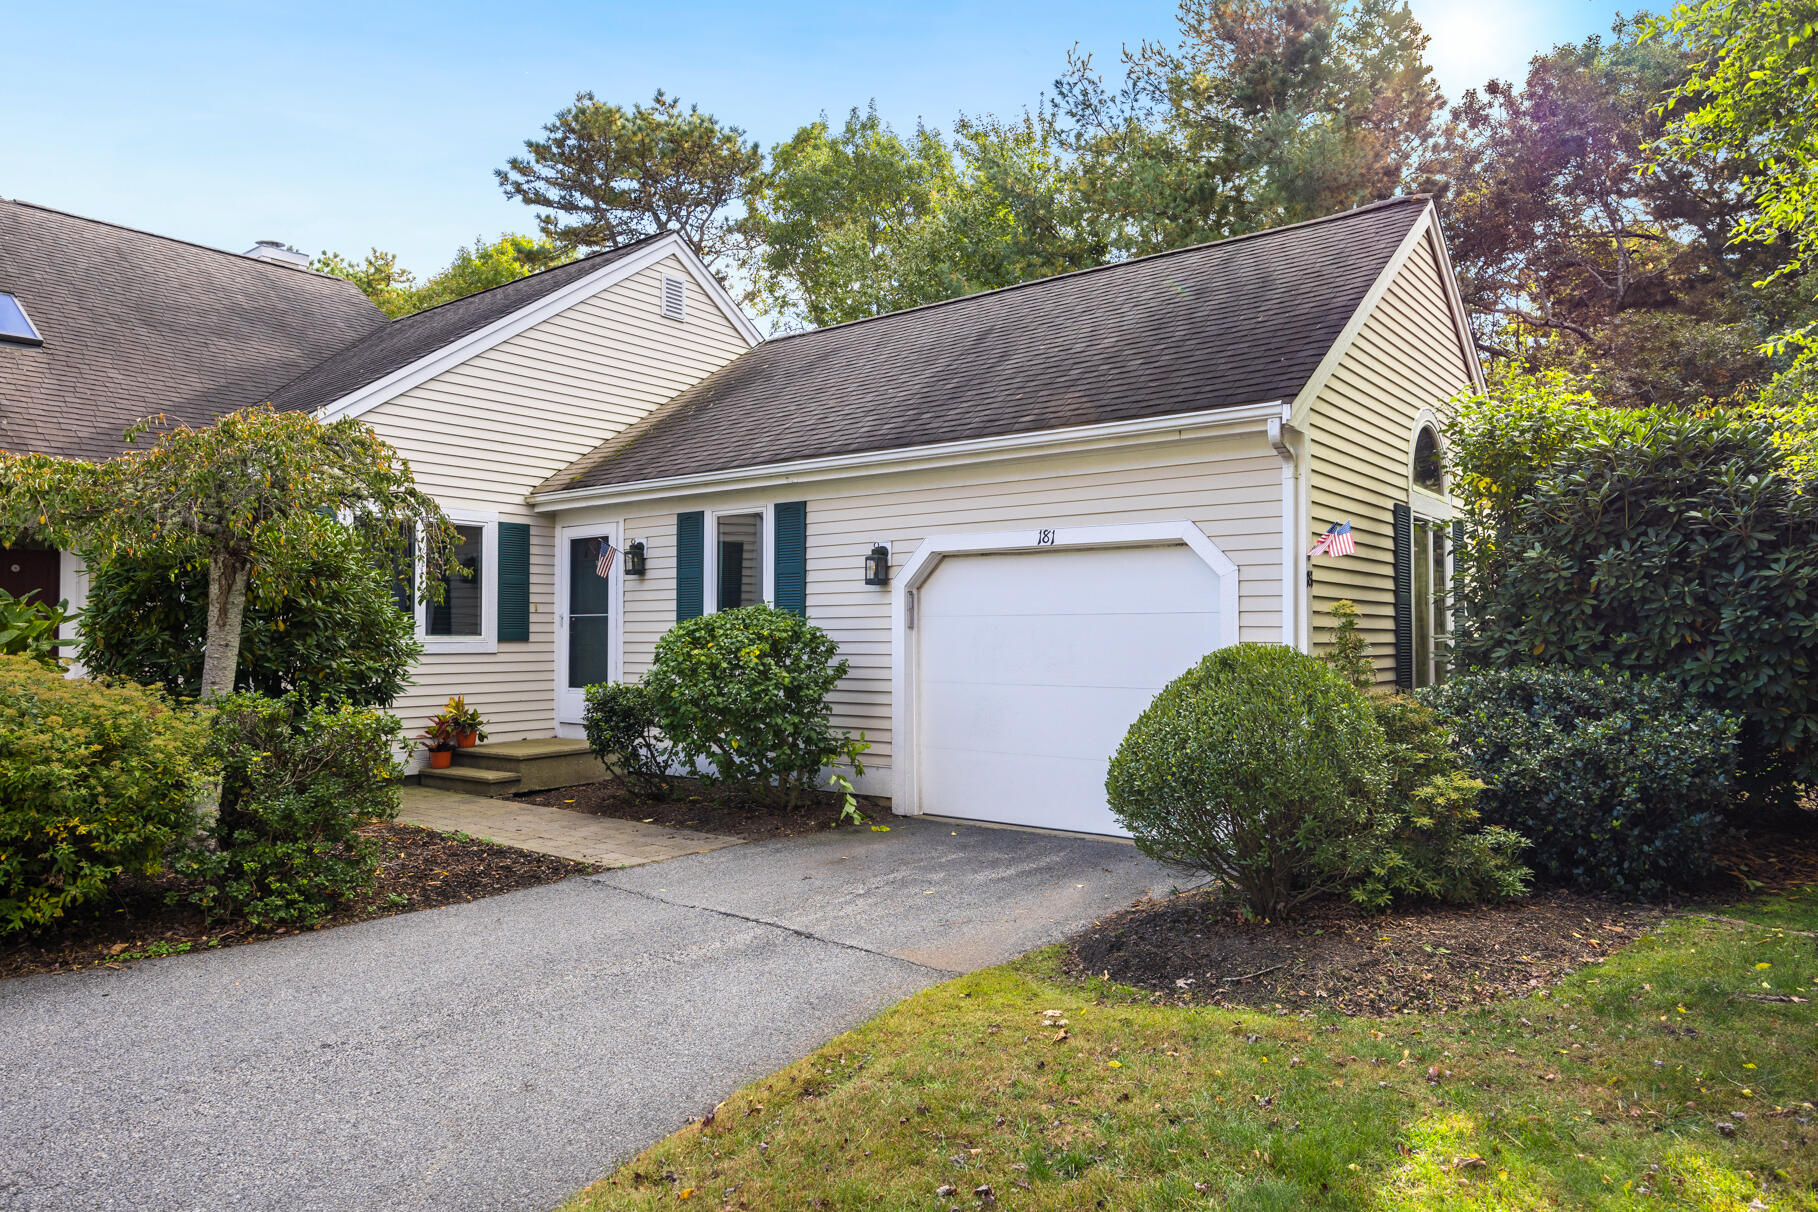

left=565, top=886, right=1818, bottom=1211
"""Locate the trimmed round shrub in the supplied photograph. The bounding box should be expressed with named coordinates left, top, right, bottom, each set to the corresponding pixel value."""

left=1419, top=667, right=1737, bottom=899
left=582, top=681, right=670, bottom=798
left=1105, top=644, right=1386, bottom=919
left=0, top=655, right=208, bottom=932
left=78, top=525, right=420, bottom=707
left=642, top=604, right=866, bottom=808
left=175, top=693, right=405, bottom=926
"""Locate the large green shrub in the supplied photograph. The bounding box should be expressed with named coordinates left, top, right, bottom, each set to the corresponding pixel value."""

left=1449, top=375, right=1818, bottom=793
left=0, top=656, right=208, bottom=932
left=176, top=693, right=404, bottom=926
left=582, top=681, right=671, bottom=798
left=78, top=525, right=420, bottom=706
left=1105, top=644, right=1386, bottom=919
left=1351, top=694, right=1530, bottom=911
left=1420, top=667, right=1738, bottom=899
left=642, top=604, right=866, bottom=808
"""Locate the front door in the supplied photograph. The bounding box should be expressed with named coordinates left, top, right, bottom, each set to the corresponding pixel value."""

left=556, top=525, right=617, bottom=724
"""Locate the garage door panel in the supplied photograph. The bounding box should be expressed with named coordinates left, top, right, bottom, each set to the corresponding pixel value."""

left=919, top=681, right=1165, bottom=762
left=915, top=540, right=1231, bottom=837
left=919, top=611, right=1219, bottom=689
left=919, top=747, right=1120, bottom=834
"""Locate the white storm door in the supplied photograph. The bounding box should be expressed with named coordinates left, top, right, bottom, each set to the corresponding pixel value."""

left=915, top=543, right=1227, bottom=836
left=556, top=524, right=619, bottom=724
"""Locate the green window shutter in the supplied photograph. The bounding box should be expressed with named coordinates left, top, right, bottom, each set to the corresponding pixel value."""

left=773, top=500, right=807, bottom=616
left=1392, top=502, right=1414, bottom=689
left=1450, top=518, right=1465, bottom=639
left=676, top=511, right=704, bottom=620
left=497, top=522, right=531, bottom=642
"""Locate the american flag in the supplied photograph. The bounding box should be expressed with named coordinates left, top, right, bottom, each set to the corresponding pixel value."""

left=595, top=539, right=617, bottom=578
left=1308, top=521, right=1356, bottom=558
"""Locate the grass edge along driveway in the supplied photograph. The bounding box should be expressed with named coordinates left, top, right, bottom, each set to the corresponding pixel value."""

left=563, top=889, right=1818, bottom=1211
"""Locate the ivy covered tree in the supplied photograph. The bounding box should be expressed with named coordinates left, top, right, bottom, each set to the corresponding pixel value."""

left=0, top=407, right=456, bottom=702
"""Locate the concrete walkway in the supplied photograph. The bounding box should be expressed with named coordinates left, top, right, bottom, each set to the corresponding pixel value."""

left=0, top=817, right=1175, bottom=1212
left=396, top=785, right=742, bottom=867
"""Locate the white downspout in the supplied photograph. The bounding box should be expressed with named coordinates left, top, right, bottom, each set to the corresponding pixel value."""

left=1267, top=412, right=1303, bottom=652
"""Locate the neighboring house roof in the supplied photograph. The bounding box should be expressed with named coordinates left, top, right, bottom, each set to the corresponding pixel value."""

left=0, top=198, right=386, bottom=461
left=266, top=233, right=668, bottom=416
left=539, top=197, right=1433, bottom=496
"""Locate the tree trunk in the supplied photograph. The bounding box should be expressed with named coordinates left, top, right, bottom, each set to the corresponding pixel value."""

left=200, top=554, right=250, bottom=701
left=193, top=554, right=249, bottom=835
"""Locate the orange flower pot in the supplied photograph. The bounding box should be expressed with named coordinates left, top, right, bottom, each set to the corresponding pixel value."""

left=456, top=731, right=478, bottom=748
left=428, top=749, right=454, bottom=769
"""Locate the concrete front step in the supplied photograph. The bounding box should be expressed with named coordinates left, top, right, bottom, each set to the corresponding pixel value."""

left=419, top=764, right=522, bottom=798
left=451, top=737, right=609, bottom=793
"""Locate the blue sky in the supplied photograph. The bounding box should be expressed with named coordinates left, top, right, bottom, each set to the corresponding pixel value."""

left=3, top=0, right=1631, bottom=273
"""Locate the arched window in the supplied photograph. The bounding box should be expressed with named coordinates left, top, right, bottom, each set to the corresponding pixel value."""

left=1412, top=425, right=1443, bottom=493
left=1396, top=422, right=1453, bottom=689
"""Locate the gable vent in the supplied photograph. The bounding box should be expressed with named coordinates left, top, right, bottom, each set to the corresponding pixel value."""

left=661, top=274, right=686, bottom=322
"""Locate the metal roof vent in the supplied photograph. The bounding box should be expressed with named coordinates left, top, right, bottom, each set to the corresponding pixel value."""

left=660, top=274, right=686, bottom=322
left=244, top=240, right=311, bottom=270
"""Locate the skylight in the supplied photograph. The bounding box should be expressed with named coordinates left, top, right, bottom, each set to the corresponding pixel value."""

left=0, top=293, right=42, bottom=345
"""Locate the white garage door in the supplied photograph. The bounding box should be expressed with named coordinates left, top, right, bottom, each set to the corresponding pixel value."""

left=915, top=543, right=1228, bottom=836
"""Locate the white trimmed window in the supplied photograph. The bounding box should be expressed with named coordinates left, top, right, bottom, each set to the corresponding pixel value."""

left=705, top=506, right=771, bottom=612
left=418, top=508, right=498, bottom=654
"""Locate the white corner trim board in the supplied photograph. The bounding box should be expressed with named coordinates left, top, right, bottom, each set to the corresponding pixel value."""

left=888, top=520, right=1242, bottom=819
left=313, top=234, right=762, bottom=425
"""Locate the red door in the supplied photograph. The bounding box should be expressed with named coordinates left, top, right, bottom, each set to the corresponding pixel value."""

left=0, top=546, right=59, bottom=604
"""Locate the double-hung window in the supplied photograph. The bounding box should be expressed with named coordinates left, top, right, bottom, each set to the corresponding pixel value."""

left=707, top=507, right=770, bottom=612
left=418, top=509, right=499, bottom=653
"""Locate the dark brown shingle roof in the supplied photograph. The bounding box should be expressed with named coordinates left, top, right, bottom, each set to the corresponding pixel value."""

left=540, top=197, right=1430, bottom=495
left=266, top=234, right=664, bottom=414
left=0, top=199, right=386, bottom=461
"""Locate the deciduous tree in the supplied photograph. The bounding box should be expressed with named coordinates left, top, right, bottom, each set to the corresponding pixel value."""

left=0, top=407, right=455, bottom=703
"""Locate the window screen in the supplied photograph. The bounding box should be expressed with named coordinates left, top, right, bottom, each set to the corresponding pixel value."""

left=715, top=513, right=763, bottom=610
left=428, top=524, right=484, bottom=636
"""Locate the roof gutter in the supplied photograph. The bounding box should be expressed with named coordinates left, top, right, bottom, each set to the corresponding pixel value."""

left=528, top=399, right=1290, bottom=512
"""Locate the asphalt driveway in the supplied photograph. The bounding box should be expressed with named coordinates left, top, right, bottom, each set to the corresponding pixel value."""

left=0, top=817, right=1174, bottom=1212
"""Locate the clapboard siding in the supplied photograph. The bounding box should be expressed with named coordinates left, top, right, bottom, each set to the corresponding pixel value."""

left=1307, top=231, right=1472, bottom=679
left=354, top=255, right=750, bottom=757
left=588, top=431, right=1284, bottom=779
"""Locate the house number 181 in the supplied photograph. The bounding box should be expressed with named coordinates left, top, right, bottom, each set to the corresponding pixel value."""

left=1036, top=528, right=1057, bottom=546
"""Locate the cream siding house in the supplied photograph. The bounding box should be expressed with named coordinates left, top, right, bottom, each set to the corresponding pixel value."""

left=529, top=196, right=1480, bottom=835
left=281, top=239, right=758, bottom=747
left=4, top=195, right=1478, bottom=837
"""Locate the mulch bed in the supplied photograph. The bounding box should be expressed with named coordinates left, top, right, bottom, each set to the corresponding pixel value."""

left=1, top=822, right=596, bottom=983
left=520, top=777, right=881, bottom=841
left=1068, top=823, right=1818, bottom=1018
left=1069, top=888, right=1666, bottom=1016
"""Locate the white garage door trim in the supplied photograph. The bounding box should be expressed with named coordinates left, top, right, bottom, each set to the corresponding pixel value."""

left=889, top=520, right=1240, bottom=820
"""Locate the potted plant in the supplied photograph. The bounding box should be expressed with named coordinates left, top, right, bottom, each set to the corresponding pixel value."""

left=421, top=713, right=460, bottom=768
left=445, top=695, right=487, bottom=748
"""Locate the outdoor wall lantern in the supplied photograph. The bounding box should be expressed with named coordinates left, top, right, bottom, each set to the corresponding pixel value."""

left=864, top=543, right=891, bottom=586
left=624, top=540, right=647, bottom=577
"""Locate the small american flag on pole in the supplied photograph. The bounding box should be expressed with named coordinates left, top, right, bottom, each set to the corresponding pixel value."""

left=595, top=539, right=617, bottom=578
left=1308, top=521, right=1356, bottom=558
